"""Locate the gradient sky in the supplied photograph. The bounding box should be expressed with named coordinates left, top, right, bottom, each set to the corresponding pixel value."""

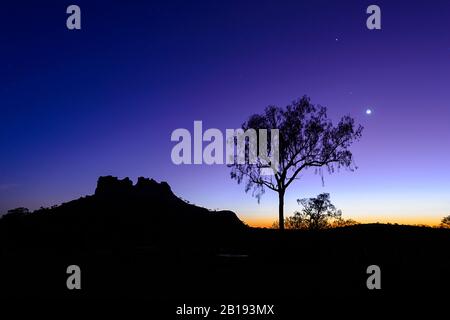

left=1, top=0, right=450, bottom=226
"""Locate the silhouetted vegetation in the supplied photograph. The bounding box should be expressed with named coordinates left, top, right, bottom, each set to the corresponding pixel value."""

left=271, top=193, right=358, bottom=230
left=330, top=217, right=359, bottom=228
left=441, top=215, right=450, bottom=228
left=5, top=207, right=29, bottom=215
left=291, top=193, right=341, bottom=230
left=229, top=96, right=363, bottom=230
left=1, top=207, right=30, bottom=222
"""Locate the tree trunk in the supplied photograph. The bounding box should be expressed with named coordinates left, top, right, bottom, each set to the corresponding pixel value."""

left=278, top=189, right=285, bottom=231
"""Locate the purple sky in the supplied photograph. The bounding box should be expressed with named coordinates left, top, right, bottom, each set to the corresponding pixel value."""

left=1, top=0, right=450, bottom=225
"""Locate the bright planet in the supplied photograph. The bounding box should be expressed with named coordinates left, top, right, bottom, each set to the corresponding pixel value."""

left=366, top=109, right=372, bottom=115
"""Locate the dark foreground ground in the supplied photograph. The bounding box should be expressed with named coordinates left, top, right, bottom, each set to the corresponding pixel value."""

left=2, top=224, right=450, bottom=300
left=0, top=178, right=449, bottom=315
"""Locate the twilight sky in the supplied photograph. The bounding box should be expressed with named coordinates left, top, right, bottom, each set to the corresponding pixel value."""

left=1, top=0, right=450, bottom=226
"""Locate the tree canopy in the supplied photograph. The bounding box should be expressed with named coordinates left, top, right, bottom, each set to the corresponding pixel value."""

left=230, top=96, right=363, bottom=230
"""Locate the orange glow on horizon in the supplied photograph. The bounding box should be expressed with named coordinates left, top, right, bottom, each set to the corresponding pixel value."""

left=243, top=216, right=441, bottom=228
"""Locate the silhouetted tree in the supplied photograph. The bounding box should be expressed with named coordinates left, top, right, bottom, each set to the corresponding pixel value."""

left=290, top=193, right=342, bottom=230
left=2, top=207, right=29, bottom=221
left=441, top=215, right=450, bottom=228
left=229, top=96, right=363, bottom=230
left=6, top=207, right=29, bottom=216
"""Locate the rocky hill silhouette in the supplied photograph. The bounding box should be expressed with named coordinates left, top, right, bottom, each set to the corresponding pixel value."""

left=1, top=176, right=450, bottom=301
left=0, top=176, right=246, bottom=253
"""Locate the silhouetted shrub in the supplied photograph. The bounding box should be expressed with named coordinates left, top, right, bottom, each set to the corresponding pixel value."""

left=441, top=215, right=450, bottom=228
left=271, top=194, right=358, bottom=230
left=1, top=207, right=30, bottom=221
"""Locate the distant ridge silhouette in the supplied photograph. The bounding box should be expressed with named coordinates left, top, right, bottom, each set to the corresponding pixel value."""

left=0, top=176, right=246, bottom=252
left=1, top=176, right=450, bottom=300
